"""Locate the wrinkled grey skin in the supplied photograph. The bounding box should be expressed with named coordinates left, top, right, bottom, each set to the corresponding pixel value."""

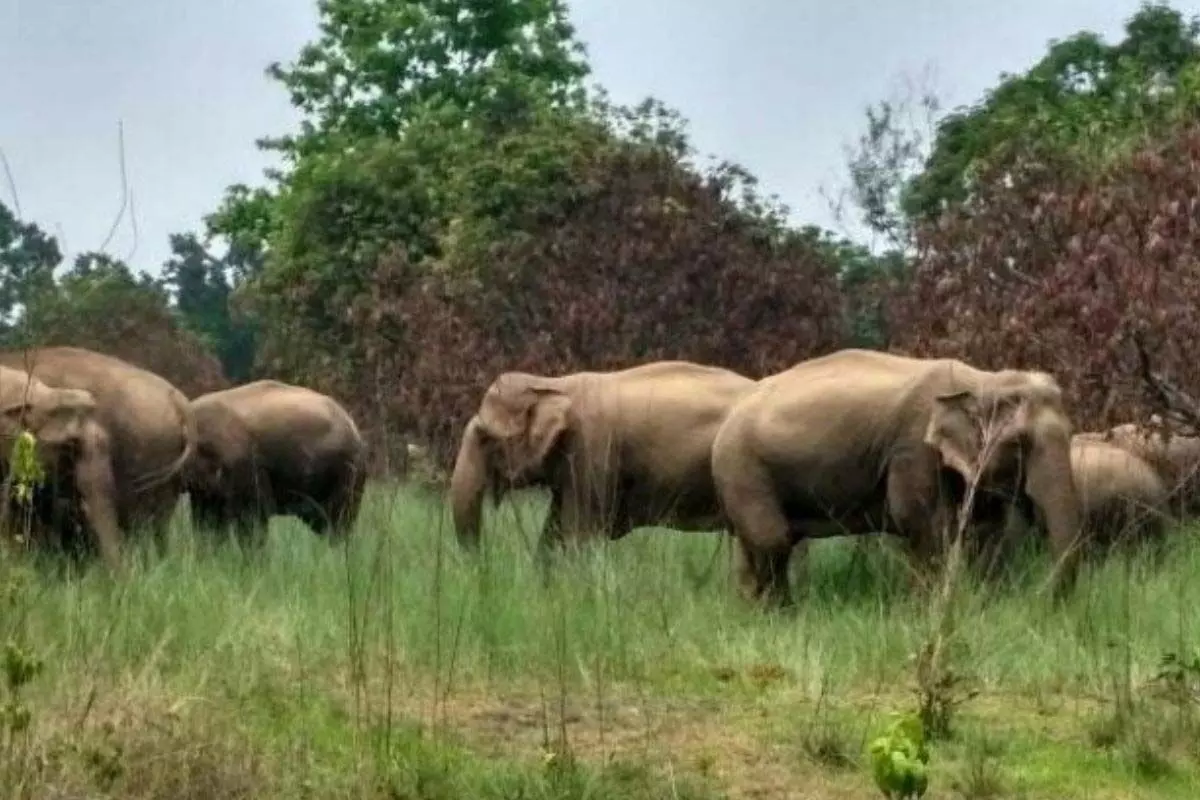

left=183, top=380, right=368, bottom=545
left=0, top=346, right=197, bottom=551
left=449, top=361, right=757, bottom=558
left=711, top=349, right=1083, bottom=608
left=0, top=365, right=122, bottom=570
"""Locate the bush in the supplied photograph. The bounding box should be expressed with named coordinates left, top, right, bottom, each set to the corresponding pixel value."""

left=888, top=122, right=1200, bottom=431
left=358, top=131, right=846, bottom=469
left=17, top=267, right=228, bottom=398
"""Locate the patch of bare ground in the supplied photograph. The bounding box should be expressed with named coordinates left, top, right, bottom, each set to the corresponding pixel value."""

left=330, top=659, right=1183, bottom=800
left=331, top=668, right=882, bottom=799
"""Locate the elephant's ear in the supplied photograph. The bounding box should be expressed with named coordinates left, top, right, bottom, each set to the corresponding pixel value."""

left=928, top=388, right=1028, bottom=481
left=926, top=390, right=979, bottom=479
left=527, top=390, right=571, bottom=466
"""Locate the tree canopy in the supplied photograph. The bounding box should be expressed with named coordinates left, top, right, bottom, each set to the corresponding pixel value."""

left=905, top=2, right=1200, bottom=223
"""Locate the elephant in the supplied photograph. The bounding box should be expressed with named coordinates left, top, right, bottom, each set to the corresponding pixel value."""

left=1068, top=436, right=1170, bottom=556
left=449, top=361, right=757, bottom=555
left=183, top=380, right=368, bottom=544
left=709, top=349, right=1083, bottom=608
left=1077, top=420, right=1200, bottom=518
left=0, top=365, right=122, bottom=569
left=985, top=435, right=1171, bottom=569
left=0, top=346, right=196, bottom=549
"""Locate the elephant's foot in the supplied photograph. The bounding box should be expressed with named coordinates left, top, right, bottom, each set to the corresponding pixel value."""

left=735, top=542, right=795, bottom=611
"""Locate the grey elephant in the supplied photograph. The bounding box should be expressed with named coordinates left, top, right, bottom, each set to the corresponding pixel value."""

left=183, top=380, right=368, bottom=543
left=1068, top=435, right=1170, bottom=555
left=986, top=435, right=1172, bottom=569
left=449, top=361, right=757, bottom=555
left=0, top=346, right=196, bottom=550
left=1077, top=420, right=1200, bottom=518
left=710, top=349, right=1083, bottom=608
left=0, top=365, right=122, bottom=569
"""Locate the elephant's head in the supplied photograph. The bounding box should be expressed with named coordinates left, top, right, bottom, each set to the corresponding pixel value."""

left=924, top=370, right=1083, bottom=592
left=450, top=373, right=572, bottom=548
left=1, top=384, right=97, bottom=454
left=1, top=381, right=124, bottom=571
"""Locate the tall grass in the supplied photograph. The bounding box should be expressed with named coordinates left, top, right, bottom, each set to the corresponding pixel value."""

left=3, top=483, right=1200, bottom=797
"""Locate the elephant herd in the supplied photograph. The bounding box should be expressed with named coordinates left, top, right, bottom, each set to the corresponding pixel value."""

left=2, top=344, right=1196, bottom=609
left=447, top=350, right=1200, bottom=608
left=0, top=346, right=368, bottom=569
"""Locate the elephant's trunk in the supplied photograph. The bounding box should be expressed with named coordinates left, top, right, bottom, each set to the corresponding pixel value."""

left=1026, top=428, right=1083, bottom=598
left=449, top=419, right=488, bottom=549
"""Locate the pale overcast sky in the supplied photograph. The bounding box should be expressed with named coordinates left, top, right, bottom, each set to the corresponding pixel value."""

left=0, top=0, right=1161, bottom=274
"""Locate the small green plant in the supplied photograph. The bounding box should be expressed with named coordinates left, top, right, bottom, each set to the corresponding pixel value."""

left=8, top=432, right=45, bottom=507
left=0, top=639, right=42, bottom=739
left=868, top=712, right=930, bottom=799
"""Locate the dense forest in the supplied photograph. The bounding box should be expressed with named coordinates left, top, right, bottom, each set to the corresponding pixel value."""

left=6, top=0, right=1200, bottom=472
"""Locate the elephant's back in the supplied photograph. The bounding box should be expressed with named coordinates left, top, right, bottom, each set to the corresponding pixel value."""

left=0, top=347, right=190, bottom=474
left=208, top=381, right=363, bottom=462
left=1071, top=439, right=1167, bottom=505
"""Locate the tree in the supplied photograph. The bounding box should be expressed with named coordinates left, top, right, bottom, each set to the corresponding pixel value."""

left=261, top=0, right=591, bottom=159
left=0, top=201, right=59, bottom=336
left=210, top=0, right=593, bottom=258
left=830, top=68, right=942, bottom=253
left=888, top=123, right=1200, bottom=433
left=353, top=115, right=847, bottom=467
left=904, top=2, right=1200, bottom=223
left=19, top=253, right=227, bottom=397
left=162, top=233, right=258, bottom=381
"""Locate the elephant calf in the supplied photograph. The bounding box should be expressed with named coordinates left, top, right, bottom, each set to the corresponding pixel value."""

left=184, top=380, right=368, bottom=544
left=0, top=364, right=122, bottom=569
left=1078, top=421, right=1200, bottom=518
left=1069, top=436, right=1170, bottom=556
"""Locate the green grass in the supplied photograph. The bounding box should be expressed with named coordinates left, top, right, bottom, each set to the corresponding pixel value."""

left=3, top=483, right=1200, bottom=797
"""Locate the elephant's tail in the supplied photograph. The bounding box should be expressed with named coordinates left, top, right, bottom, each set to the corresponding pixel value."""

left=132, top=389, right=198, bottom=493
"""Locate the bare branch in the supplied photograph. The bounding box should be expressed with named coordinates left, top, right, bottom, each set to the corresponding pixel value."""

left=123, top=188, right=140, bottom=264
left=1133, top=331, right=1200, bottom=434
left=98, top=120, right=129, bottom=255
left=0, top=148, right=20, bottom=217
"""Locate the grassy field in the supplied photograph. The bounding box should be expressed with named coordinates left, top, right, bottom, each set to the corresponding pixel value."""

left=2, top=483, right=1200, bottom=798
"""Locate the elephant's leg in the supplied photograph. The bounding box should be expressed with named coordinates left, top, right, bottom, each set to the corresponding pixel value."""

left=964, top=495, right=1027, bottom=584
left=732, top=535, right=795, bottom=608
left=233, top=509, right=270, bottom=553
left=718, top=466, right=795, bottom=609
left=885, top=451, right=951, bottom=591
left=533, top=494, right=565, bottom=580
left=294, top=498, right=330, bottom=537
left=137, top=484, right=182, bottom=557
left=326, top=465, right=367, bottom=540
